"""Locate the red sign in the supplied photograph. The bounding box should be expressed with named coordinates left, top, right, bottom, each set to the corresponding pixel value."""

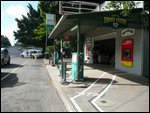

left=64, top=35, right=70, bottom=41
left=121, top=39, right=134, bottom=67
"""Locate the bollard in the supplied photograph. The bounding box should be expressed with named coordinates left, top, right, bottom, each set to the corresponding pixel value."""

left=63, top=62, right=67, bottom=82
left=60, top=62, right=68, bottom=85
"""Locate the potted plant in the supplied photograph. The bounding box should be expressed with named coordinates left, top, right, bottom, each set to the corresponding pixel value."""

left=46, top=46, right=54, bottom=65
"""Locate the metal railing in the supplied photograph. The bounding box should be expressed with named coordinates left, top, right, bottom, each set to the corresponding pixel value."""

left=59, top=1, right=100, bottom=15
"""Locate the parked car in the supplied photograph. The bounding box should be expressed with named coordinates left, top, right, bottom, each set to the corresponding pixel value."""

left=1, top=48, right=10, bottom=67
left=31, top=50, right=43, bottom=58
left=20, top=49, right=33, bottom=58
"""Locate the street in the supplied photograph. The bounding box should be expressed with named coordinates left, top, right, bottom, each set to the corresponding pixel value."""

left=1, top=1, right=149, bottom=112
left=1, top=47, right=66, bottom=112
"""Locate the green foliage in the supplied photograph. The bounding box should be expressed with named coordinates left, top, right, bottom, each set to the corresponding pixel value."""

left=1, top=35, right=11, bottom=47
left=34, top=22, right=46, bottom=40
left=63, top=41, right=71, bottom=49
left=13, top=1, right=61, bottom=49
left=14, top=3, right=40, bottom=47
left=105, top=1, right=140, bottom=17
left=38, top=1, right=60, bottom=22
left=34, top=1, right=61, bottom=49
left=46, top=45, right=54, bottom=54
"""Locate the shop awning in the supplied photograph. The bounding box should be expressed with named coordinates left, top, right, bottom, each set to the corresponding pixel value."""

left=48, top=8, right=143, bottom=39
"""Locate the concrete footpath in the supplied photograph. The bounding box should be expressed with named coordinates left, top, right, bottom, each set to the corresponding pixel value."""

left=43, top=59, right=149, bottom=112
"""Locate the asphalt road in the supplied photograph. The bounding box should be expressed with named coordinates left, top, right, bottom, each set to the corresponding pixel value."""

left=1, top=46, right=66, bottom=112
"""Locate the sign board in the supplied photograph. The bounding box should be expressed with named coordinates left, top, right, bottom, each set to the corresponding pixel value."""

left=46, top=14, right=56, bottom=34
left=85, top=38, right=92, bottom=46
left=72, top=53, right=78, bottom=63
left=46, top=14, right=56, bottom=26
left=122, top=28, right=135, bottom=36
left=121, top=39, right=134, bottom=67
left=103, top=16, right=127, bottom=29
left=64, top=35, right=70, bottom=41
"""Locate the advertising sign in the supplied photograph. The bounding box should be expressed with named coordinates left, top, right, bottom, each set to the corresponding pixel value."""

left=122, top=28, right=135, bottom=37
left=46, top=14, right=56, bottom=34
left=103, top=16, right=127, bottom=29
left=121, top=39, right=134, bottom=67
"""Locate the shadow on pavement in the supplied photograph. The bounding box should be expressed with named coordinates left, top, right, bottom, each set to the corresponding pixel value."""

left=84, top=77, right=118, bottom=85
left=84, top=64, right=115, bottom=71
left=2, top=64, right=23, bottom=69
left=84, top=64, right=149, bottom=86
left=1, top=72, right=26, bottom=88
left=116, top=74, right=149, bottom=86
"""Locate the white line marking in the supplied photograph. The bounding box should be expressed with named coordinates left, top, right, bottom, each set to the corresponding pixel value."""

left=70, top=72, right=106, bottom=112
left=1, top=59, right=30, bottom=81
left=91, top=74, right=116, bottom=112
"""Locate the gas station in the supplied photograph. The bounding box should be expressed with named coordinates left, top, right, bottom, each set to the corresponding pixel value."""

left=48, top=1, right=149, bottom=80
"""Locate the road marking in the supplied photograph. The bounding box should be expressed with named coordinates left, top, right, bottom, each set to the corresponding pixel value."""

left=1, top=59, right=30, bottom=81
left=91, top=74, right=116, bottom=112
left=75, top=91, right=99, bottom=97
left=70, top=72, right=106, bottom=112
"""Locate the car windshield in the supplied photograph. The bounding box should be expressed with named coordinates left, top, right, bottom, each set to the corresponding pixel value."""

left=38, top=51, right=42, bottom=53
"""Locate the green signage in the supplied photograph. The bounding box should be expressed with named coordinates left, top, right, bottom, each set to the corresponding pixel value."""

left=47, top=25, right=54, bottom=34
left=103, top=17, right=128, bottom=29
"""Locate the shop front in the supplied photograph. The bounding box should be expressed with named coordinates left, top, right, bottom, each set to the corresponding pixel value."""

left=49, top=8, right=149, bottom=78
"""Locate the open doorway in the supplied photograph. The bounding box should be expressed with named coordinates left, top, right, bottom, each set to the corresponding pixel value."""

left=93, top=38, right=115, bottom=66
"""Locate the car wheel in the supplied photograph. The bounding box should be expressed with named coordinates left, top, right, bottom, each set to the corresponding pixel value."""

left=21, top=55, right=24, bottom=58
left=1, top=60, right=4, bottom=67
left=7, top=58, right=10, bottom=64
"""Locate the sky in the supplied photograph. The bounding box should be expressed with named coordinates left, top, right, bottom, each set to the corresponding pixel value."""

left=1, top=1, right=39, bottom=46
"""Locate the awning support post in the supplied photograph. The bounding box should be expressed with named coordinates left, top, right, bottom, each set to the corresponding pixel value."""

left=77, top=19, right=84, bottom=81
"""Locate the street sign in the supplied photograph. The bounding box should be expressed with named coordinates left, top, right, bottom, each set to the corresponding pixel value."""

left=46, top=14, right=56, bottom=26
left=122, top=28, right=135, bottom=37
left=46, top=14, right=56, bottom=35
left=85, top=38, right=92, bottom=46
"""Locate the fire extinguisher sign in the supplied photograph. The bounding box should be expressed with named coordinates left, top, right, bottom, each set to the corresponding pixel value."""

left=121, top=39, right=134, bottom=67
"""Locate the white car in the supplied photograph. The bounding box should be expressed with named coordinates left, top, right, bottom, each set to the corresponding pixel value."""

left=31, top=50, right=43, bottom=58
left=1, top=48, right=11, bottom=67
left=20, top=49, right=33, bottom=58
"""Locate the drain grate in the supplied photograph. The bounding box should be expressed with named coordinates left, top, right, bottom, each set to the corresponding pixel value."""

left=100, top=100, right=107, bottom=103
left=98, top=98, right=114, bottom=107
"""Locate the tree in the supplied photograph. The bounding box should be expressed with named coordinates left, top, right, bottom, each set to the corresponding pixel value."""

left=105, top=1, right=149, bottom=29
left=46, top=45, right=54, bottom=56
left=38, top=1, right=60, bottom=22
left=1, top=35, right=11, bottom=47
left=14, top=3, right=40, bottom=47
left=13, top=2, right=61, bottom=50
left=34, top=1, right=61, bottom=51
left=105, top=1, right=141, bottom=17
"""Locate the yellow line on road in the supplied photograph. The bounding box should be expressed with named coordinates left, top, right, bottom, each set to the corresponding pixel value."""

left=1, top=59, right=30, bottom=81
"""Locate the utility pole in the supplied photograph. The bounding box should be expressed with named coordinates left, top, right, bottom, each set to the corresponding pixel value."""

left=45, top=25, right=47, bottom=51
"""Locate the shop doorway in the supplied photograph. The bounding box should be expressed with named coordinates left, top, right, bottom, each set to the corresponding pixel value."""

left=93, top=38, right=115, bottom=66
